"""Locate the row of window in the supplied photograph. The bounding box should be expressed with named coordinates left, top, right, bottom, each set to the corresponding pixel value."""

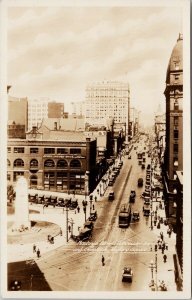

left=8, top=158, right=82, bottom=168
left=7, top=147, right=82, bottom=155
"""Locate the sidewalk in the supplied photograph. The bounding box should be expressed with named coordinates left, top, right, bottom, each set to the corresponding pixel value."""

left=8, top=157, right=123, bottom=263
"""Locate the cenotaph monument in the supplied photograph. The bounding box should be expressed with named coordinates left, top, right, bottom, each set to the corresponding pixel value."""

left=13, top=176, right=31, bottom=231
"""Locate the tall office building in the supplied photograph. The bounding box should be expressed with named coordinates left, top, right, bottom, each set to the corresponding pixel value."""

left=164, top=33, right=183, bottom=181
left=71, top=101, right=85, bottom=117
left=8, top=96, right=28, bottom=133
left=85, top=81, right=130, bottom=140
left=28, top=98, right=64, bottom=130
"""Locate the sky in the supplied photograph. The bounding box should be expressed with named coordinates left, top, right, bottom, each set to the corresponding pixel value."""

left=7, top=3, right=183, bottom=126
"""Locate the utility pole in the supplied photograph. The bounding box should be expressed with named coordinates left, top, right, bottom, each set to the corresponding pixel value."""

left=66, top=207, right=68, bottom=242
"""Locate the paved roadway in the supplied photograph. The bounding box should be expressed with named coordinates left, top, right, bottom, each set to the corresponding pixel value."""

left=26, top=145, right=161, bottom=291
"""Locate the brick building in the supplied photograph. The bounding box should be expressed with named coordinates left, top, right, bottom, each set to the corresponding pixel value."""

left=7, top=126, right=97, bottom=194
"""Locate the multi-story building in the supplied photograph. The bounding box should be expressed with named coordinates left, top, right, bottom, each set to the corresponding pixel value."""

left=163, top=33, right=183, bottom=225
left=8, top=96, right=28, bottom=132
left=174, top=171, right=183, bottom=290
left=154, top=113, right=166, bottom=162
left=28, top=98, right=64, bottom=130
left=7, top=126, right=97, bottom=194
left=71, top=101, right=85, bottom=117
left=85, top=81, right=130, bottom=140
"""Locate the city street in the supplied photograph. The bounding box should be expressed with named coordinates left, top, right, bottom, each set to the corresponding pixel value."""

left=8, top=142, right=176, bottom=291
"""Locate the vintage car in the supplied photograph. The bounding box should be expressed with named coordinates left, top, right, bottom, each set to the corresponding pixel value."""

left=75, top=227, right=92, bottom=242
left=129, top=190, right=136, bottom=203
left=122, top=267, right=133, bottom=282
left=69, top=198, right=78, bottom=209
left=108, top=191, right=115, bottom=201
left=88, top=211, right=97, bottom=221
left=137, top=178, right=143, bottom=187
left=84, top=220, right=94, bottom=230
left=132, top=211, right=140, bottom=221
left=56, top=198, right=65, bottom=207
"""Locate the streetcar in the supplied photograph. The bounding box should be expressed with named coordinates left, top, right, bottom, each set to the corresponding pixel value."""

left=118, top=203, right=131, bottom=228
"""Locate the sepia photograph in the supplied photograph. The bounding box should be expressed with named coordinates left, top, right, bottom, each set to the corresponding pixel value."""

left=0, top=0, right=191, bottom=298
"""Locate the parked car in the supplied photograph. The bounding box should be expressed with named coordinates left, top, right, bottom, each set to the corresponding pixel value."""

left=129, top=190, right=136, bottom=203
left=64, top=198, right=72, bottom=207
left=57, top=198, right=65, bottom=207
left=142, top=164, right=145, bottom=169
left=122, top=267, right=133, bottom=282
left=37, top=195, right=44, bottom=204
left=137, top=178, right=143, bottom=187
left=84, top=220, right=94, bottom=230
left=108, top=191, right=115, bottom=201
left=70, top=199, right=78, bottom=209
left=128, top=155, right=131, bottom=159
left=88, top=211, right=97, bottom=221
left=75, top=227, right=92, bottom=242
left=132, top=211, right=140, bottom=221
left=28, top=193, right=38, bottom=203
left=108, top=180, right=114, bottom=186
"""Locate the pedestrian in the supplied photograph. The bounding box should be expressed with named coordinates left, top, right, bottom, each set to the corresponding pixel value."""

left=163, top=254, right=167, bottom=263
left=92, top=204, right=95, bottom=210
left=60, top=228, right=63, bottom=236
left=97, top=189, right=99, bottom=194
left=37, top=248, right=40, bottom=258
left=161, top=247, right=164, bottom=254
left=68, top=225, right=71, bottom=233
left=102, top=255, right=105, bottom=266
left=33, top=244, right=36, bottom=253
left=77, top=206, right=80, bottom=213
left=94, top=196, right=97, bottom=202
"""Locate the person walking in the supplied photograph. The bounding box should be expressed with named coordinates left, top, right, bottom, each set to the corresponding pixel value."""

left=102, top=255, right=105, bottom=266
left=94, top=196, right=97, bottom=202
left=37, top=248, right=40, bottom=258
left=33, top=244, right=36, bottom=253
left=163, top=254, right=167, bottom=263
left=77, top=206, right=80, bottom=213
left=92, top=204, right=95, bottom=210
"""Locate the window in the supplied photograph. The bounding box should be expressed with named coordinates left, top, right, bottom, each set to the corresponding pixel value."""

left=57, top=160, right=68, bottom=168
left=7, top=159, right=11, bottom=167
left=174, top=100, right=179, bottom=111
left=44, top=159, right=55, bottom=168
left=70, top=148, right=81, bottom=155
left=14, top=159, right=24, bottom=167
left=30, top=159, right=38, bottom=168
left=174, top=117, right=179, bottom=126
left=30, top=148, right=39, bottom=154
left=7, top=147, right=11, bottom=153
left=70, top=159, right=81, bottom=168
left=57, top=148, right=68, bottom=154
left=14, top=147, right=24, bottom=153
left=174, top=130, right=179, bottom=139
left=175, top=74, right=179, bottom=80
left=13, top=171, right=24, bottom=181
left=44, top=148, right=55, bottom=154
left=173, top=144, right=178, bottom=153
left=7, top=173, right=11, bottom=181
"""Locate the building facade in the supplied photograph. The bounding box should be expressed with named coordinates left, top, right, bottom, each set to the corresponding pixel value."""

left=162, top=34, right=183, bottom=225
left=7, top=127, right=97, bottom=194
left=28, top=98, right=64, bottom=130
left=8, top=96, right=28, bottom=132
left=85, top=81, right=130, bottom=140
left=71, top=101, right=85, bottom=117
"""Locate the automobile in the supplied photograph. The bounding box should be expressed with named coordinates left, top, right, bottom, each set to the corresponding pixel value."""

left=122, top=267, right=133, bottom=282
left=119, top=161, right=123, bottom=166
left=108, top=180, right=114, bottom=186
left=128, top=155, right=131, bottom=159
left=132, top=211, right=140, bottom=221
left=57, top=198, right=65, bottom=207
left=142, top=164, right=145, bottom=169
left=75, top=227, right=92, bottom=242
left=37, top=195, right=44, bottom=204
left=108, top=191, right=115, bottom=201
left=44, top=195, right=51, bottom=204
left=137, top=178, right=143, bottom=187
left=147, top=164, right=151, bottom=170
left=84, top=220, right=94, bottom=230
left=129, top=190, right=136, bottom=203
left=64, top=198, right=72, bottom=207
left=88, top=211, right=97, bottom=221
left=144, top=198, right=150, bottom=205
left=143, top=207, right=150, bottom=216
left=28, top=193, right=38, bottom=203
left=70, top=198, right=78, bottom=209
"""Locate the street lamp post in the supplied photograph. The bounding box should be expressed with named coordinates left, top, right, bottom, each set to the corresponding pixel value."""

left=149, top=259, right=157, bottom=290
left=89, top=194, right=93, bottom=215
left=82, top=199, right=88, bottom=222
